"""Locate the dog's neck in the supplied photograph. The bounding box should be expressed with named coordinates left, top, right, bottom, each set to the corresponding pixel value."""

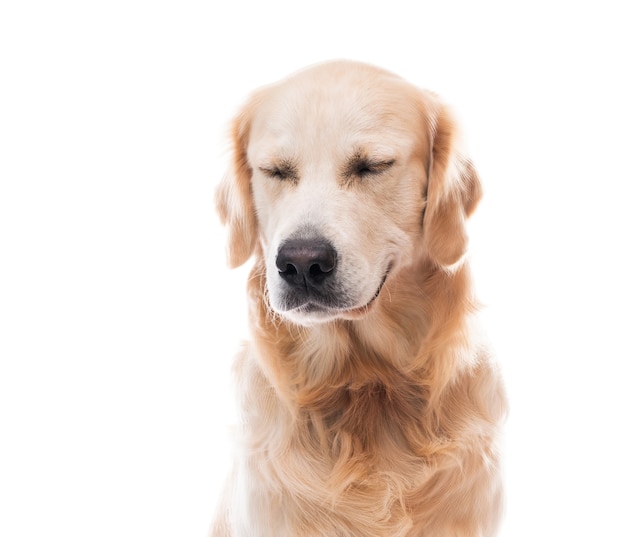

left=247, top=257, right=478, bottom=411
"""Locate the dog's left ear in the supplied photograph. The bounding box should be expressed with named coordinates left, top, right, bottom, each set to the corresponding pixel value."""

left=215, top=106, right=258, bottom=268
left=423, top=102, right=482, bottom=267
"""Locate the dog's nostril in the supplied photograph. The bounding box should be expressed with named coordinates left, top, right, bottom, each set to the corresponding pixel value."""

left=283, top=263, right=298, bottom=276
left=309, top=263, right=323, bottom=277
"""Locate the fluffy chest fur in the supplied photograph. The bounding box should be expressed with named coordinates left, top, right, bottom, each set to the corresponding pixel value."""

left=225, top=265, right=505, bottom=537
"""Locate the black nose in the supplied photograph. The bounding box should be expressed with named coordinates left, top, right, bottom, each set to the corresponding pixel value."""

left=276, top=239, right=337, bottom=288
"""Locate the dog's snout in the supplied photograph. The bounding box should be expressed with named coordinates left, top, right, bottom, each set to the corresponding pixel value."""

left=276, top=239, right=337, bottom=288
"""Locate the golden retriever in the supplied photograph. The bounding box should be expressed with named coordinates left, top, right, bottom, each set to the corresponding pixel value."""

left=211, top=60, right=506, bottom=537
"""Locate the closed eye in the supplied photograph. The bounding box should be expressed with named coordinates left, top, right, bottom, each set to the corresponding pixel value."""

left=351, top=159, right=395, bottom=178
left=259, top=161, right=298, bottom=182
left=260, top=167, right=286, bottom=179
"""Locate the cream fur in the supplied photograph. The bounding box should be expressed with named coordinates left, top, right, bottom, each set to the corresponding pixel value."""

left=212, top=60, right=506, bottom=537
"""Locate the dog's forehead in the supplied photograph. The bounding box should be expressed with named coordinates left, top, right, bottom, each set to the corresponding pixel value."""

left=247, top=65, right=430, bottom=162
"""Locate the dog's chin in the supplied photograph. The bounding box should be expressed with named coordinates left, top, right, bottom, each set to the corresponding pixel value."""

left=279, top=303, right=364, bottom=325
left=276, top=302, right=372, bottom=326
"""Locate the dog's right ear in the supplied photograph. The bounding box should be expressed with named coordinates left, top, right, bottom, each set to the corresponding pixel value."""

left=215, top=105, right=257, bottom=268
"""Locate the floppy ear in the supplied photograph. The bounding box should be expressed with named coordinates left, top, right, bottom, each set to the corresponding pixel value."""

left=423, top=103, right=482, bottom=267
left=215, top=107, right=257, bottom=268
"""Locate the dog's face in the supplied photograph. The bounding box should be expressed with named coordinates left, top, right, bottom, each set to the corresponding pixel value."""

left=217, top=61, right=481, bottom=325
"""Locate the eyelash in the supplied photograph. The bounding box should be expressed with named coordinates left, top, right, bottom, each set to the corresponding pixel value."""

left=259, top=159, right=395, bottom=181
left=353, top=160, right=395, bottom=178
left=259, top=167, right=294, bottom=181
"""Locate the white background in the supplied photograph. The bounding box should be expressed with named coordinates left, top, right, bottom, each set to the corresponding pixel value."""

left=1, top=1, right=625, bottom=536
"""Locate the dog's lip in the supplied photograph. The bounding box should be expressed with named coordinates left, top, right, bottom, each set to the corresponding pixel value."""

left=341, top=264, right=391, bottom=317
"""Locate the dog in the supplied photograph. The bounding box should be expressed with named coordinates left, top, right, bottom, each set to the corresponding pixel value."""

left=211, top=60, right=506, bottom=537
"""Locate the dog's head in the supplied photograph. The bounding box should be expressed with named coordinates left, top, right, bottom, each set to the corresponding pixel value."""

left=217, top=61, right=481, bottom=325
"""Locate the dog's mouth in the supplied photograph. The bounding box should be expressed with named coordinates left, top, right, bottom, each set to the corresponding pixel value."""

left=287, top=264, right=392, bottom=322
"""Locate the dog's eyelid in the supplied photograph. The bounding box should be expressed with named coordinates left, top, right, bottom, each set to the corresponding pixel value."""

left=259, top=161, right=298, bottom=181
left=347, top=157, right=396, bottom=178
left=369, top=158, right=396, bottom=170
